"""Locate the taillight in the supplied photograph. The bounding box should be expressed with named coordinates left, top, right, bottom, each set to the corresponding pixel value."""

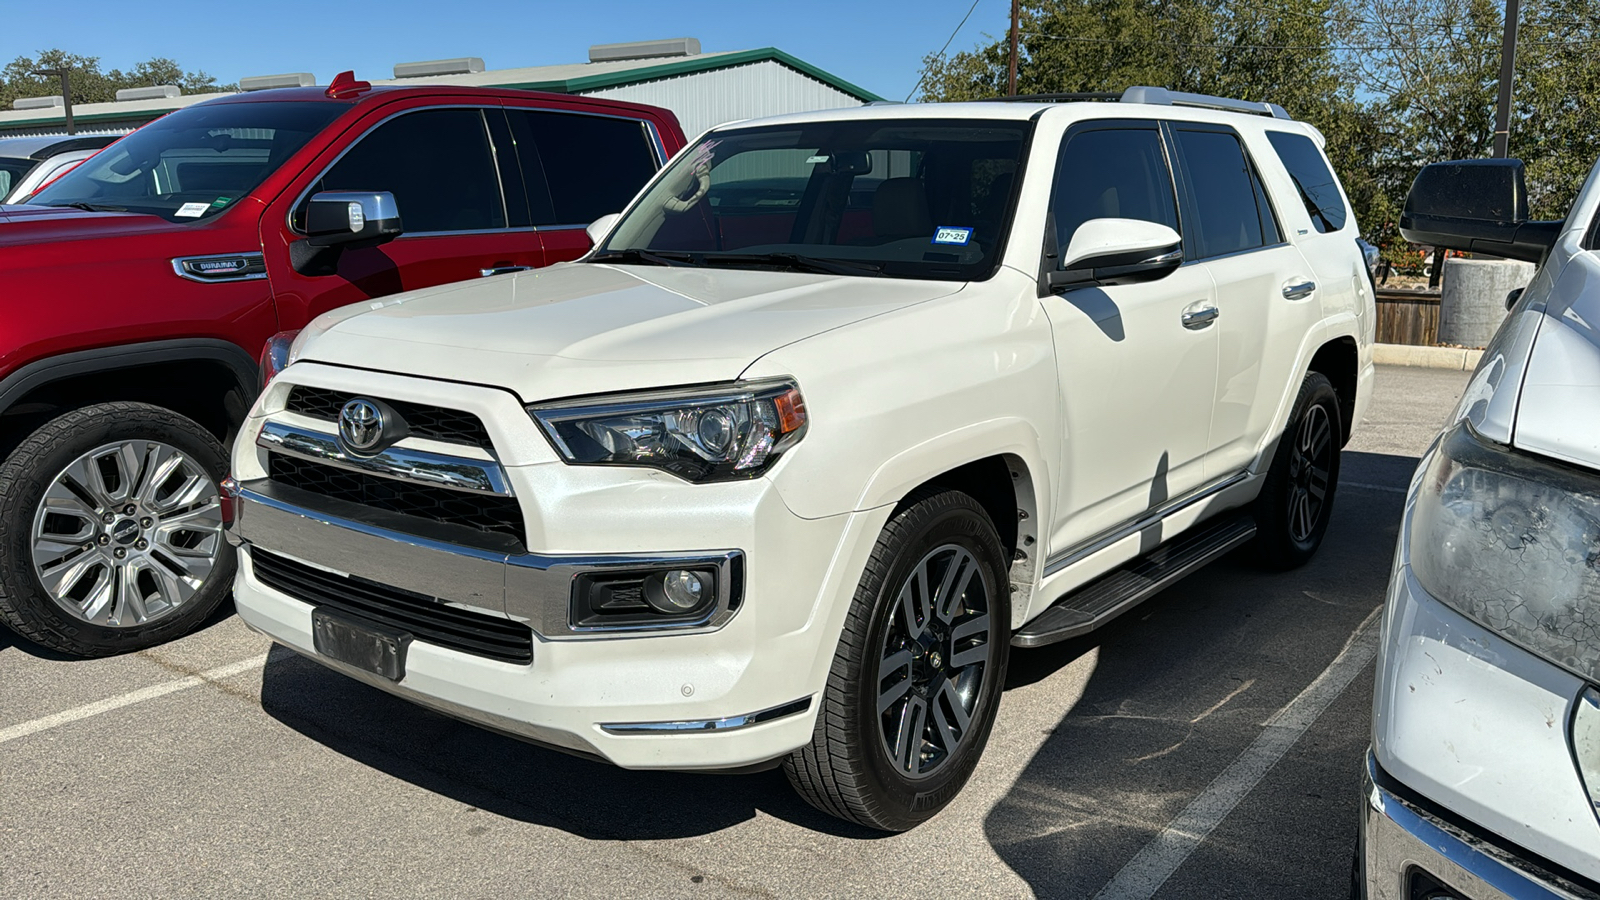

left=259, top=330, right=302, bottom=390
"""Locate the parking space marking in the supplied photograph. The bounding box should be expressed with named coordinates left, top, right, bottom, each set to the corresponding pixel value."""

left=0, top=653, right=268, bottom=746
left=1343, top=480, right=1407, bottom=494
left=1092, top=604, right=1383, bottom=900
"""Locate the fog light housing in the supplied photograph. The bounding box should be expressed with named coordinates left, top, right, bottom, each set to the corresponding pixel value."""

left=652, top=569, right=709, bottom=613
left=568, top=557, right=739, bottom=633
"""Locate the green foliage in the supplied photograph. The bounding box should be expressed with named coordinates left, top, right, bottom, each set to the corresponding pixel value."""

left=0, top=48, right=235, bottom=112
left=918, top=0, right=1600, bottom=246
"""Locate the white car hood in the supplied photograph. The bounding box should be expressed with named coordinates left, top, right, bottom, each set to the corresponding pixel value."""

left=298, top=262, right=963, bottom=402
left=1513, top=252, right=1600, bottom=470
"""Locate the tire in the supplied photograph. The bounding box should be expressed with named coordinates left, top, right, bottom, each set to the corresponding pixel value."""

left=0, top=402, right=234, bottom=657
left=783, top=488, right=1011, bottom=831
left=1251, top=372, right=1342, bottom=570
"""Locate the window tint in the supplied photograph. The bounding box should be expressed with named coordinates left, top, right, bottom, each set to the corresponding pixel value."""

left=507, top=111, right=657, bottom=226
left=301, top=108, right=506, bottom=234
left=1266, top=130, right=1347, bottom=233
left=1173, top=128, right=1270, bottom=259
left=1050, top=128, right=1179, bottom=252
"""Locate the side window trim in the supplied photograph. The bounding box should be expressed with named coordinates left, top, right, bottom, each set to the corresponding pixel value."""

left=1165, top=121, right=1288, bottom=263
left=1049, top=118, right=1185, bottom=254
left=285, top=104, right=520, bottom=238
left=502, top=105, right=665, bottom=229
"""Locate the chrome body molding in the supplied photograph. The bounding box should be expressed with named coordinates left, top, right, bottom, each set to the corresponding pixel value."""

left=600, top=697, right=812, bottom=735
left=1043, top=471, right=1251, bottom=577
left=257, top=420, right=514, bottom=496
left=230, top=485, right=744, bottom=639
left=171, top=252, right=268, bottom=283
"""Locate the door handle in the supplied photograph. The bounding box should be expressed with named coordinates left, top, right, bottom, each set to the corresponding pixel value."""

left=1181, top=306, right=1219, bottom=330
left=480, top=265, right=534, bottom=277
left=1282, top=280, right=1317, bottom=300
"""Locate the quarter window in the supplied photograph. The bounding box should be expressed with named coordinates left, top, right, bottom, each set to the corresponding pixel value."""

left=1172, top=128, right=1274, bottom=259
left=506, top=111, right=658, bottom=226
left=298, top=108, right=506, bottom=234
left=1050, top=127, right=1180, bottom=252
left=1266, top=130, right=1347, bottom=233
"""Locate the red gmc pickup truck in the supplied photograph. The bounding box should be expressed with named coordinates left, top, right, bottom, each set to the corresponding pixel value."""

left=0, top=72, right=686, bottom=657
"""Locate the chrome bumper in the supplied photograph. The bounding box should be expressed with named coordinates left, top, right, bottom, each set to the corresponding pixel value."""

left=1361, top=752, right=1599, bottom=900
left=228, top=482, right=742, bottom=639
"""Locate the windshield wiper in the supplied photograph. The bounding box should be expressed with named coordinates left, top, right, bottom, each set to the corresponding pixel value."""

left=47, top=201, right=125, bottom=213
left=589, top=248, right=701, bottom=267
left=698, top=252, right=884, bottom=277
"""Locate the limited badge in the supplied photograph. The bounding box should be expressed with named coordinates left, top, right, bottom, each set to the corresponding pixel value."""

left=932, top=226, right=974, bottom=246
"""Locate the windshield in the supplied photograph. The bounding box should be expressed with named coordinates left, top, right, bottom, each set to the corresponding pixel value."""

left=595, top=118, right=1031, bottom=281
left=0, top=157, right=36, bottom=200
left=28, top=101, right=346, bottom=221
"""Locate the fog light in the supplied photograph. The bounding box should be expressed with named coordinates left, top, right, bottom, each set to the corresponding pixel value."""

left=658, top=570, right=706, bottom=611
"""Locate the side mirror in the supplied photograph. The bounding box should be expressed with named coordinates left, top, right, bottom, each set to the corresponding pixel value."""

left=305, top=191, right=403, bottom=248
left=1042, top=217, right=1182, bottom=293
left=586, top=213, right=621, bottom=246
left=1399, top=159, right=1561, bottom=264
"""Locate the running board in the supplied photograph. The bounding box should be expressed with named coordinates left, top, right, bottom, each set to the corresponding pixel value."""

left=1012, top=515, right=1257, bottom=648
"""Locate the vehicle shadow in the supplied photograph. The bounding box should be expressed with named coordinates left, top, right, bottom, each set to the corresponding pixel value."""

left=981, top=449, right=1415, bottom=897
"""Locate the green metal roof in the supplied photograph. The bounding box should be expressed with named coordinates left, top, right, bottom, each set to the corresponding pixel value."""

left=489, top=47, right=884, bottom=103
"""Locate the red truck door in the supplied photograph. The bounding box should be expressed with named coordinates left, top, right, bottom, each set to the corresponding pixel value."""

left=259, top=98, right=547, bottom=329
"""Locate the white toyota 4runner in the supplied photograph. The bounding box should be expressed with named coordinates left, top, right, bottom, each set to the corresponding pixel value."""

left=227, top=88, right=1374, bottom=831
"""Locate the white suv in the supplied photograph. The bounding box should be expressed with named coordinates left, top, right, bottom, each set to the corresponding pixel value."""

left=227, top=88, right=1374, bottom=831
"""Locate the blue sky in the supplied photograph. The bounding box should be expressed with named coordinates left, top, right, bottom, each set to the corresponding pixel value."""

left=2, top=0, right=1010, bottom=102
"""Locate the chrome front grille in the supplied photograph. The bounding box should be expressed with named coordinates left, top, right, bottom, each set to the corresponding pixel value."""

left=286, top=385, right=492, bottom=449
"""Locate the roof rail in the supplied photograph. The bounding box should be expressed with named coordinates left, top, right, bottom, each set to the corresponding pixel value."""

left=976, top=86, right=1291, bottom=119
left=1119, top=86, right=1290, bottom=119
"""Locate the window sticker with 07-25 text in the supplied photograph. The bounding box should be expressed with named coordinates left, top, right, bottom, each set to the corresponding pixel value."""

left=932, top=226, right=974, bottom=246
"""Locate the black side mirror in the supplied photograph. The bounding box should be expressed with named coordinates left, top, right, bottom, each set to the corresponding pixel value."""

left=292, top=191, right=403, bottom=275
left=1399, top=159, right=1561, bottom=264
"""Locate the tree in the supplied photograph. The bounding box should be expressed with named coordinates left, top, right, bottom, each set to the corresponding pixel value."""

left=0, top=49, right=234, bottom=111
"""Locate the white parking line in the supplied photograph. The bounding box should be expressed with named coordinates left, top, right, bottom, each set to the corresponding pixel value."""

left=1093, top=604, right=1383, bottom=900
left=0, top=653, right=269, bottom=746
left=1343, top=480, right=1408, bottom=494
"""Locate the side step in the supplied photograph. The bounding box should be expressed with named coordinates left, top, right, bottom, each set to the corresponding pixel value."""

left=1011, top=514, right=1257, bottom=648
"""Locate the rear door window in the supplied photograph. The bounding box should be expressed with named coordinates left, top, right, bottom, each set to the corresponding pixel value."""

left=298, top=107, right=507, bottom=234
left=1171, top=127, right=1276, bottom=259
left=1266, top=130, right=1347, bottom=233
left=506, top=110, right=658, bottom=226
left=1050, top=125, right=1180, bottom=251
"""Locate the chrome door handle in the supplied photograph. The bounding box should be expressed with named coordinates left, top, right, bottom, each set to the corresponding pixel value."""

left=480, top=265, right=534, bottom=277
left=1181, top=306, right=1219, bottom=330
left=1282, top=280, right=1317, bottom=300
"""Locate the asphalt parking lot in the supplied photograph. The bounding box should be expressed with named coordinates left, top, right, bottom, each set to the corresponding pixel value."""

left=0, top=364, right=1470, bottom=899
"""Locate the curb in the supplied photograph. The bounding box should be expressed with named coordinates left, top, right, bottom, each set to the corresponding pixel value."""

left=1373, top=343, right=1483, bottom=371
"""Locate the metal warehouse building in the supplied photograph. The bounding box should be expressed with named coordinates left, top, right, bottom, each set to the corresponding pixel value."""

left=0, top=39, right=882, bottom=140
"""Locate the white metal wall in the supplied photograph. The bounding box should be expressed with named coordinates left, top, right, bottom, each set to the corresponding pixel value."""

left=579, top=59, right=865, bottom=141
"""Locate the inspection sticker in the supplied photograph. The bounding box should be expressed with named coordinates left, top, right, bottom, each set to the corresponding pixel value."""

left=175, top=202, right=210, bottom=218
left=932, top=226, right=973, bottom=246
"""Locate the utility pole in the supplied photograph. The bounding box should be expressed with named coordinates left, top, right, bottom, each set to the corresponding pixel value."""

left=31, top=67, right=74, bottom=135
left=1492, top=0, right=1520, bottom=158
left=1004, top=0, right=1017, bottom=96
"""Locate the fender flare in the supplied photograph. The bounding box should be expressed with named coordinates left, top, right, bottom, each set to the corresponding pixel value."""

left=0, top=338, right=259, bottom=420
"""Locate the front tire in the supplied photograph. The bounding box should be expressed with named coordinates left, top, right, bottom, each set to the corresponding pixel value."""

left=0, top=402, right=234, bottom=657
left=1251, top=372, right=1342, bottom=570
left=783, top=488, right=1010, bottom=831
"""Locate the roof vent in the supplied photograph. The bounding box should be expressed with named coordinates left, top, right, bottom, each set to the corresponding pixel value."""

left=115, top=84, right=182, bottom=102
left=239, top=73, right=317, bottom=92
left=588, top=38, right=701, bottom=63
left=393, top=57, right=485, bottom=79
left=13, top=95, right=65, bottom=111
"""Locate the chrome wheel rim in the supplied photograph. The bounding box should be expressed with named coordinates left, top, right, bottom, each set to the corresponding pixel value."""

left=876, top=544, right=993, bottom=779
left=1286, top=404, right=1334, bottom=543
left=31, top=440, right=224, bottom=628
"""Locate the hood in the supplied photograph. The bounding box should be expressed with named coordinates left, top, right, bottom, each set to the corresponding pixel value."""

left=0, top=203, right=196, bottom=246
left=1511, top=250, right=1600, bottom=471
left=298, top=262, right=965, bottom=401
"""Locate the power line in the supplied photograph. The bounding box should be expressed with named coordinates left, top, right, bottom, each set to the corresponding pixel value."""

left=907, top=0, right=988, bottom=102
left=1021, top=30, right=1600, bottom=51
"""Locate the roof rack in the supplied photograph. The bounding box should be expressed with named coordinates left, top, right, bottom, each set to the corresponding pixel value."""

left=985, top=86, right=1291, bottom=120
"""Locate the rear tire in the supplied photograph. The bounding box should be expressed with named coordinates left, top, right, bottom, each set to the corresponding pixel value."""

left=0, top=402, right=234, bottom=657
left=783, top=488, right=1010, bottom=831
left=1251, top=372, right=1342, bottom=570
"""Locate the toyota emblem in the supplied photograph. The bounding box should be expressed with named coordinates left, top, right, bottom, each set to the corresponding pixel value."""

left=339, top=398, right=385, bottom=455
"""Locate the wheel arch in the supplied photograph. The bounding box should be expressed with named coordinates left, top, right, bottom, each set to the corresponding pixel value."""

left=1307, top=335, right=1359, bottom=446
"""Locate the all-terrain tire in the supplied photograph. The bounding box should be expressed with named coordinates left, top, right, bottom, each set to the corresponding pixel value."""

left=783, top=488, right=1010, bottom=831
left=0, top=402, right=235, bottom=657
left=1251, top=372, right=1342, bottom=570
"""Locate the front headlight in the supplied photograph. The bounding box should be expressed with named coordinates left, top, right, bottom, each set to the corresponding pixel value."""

left=527, top=378, right=807, bottom=483
left=1411, top=421, right=1600, bottom=681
